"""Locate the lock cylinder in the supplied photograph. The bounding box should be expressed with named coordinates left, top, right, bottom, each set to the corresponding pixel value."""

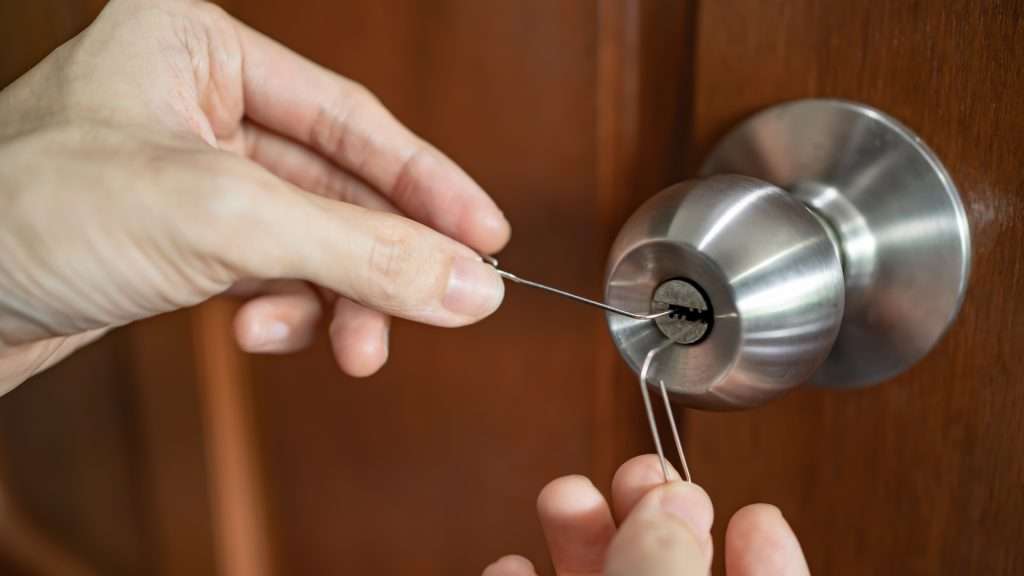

left=651, top=279, right=713, bottom=345
left=604, top=175, right=845, bottom=410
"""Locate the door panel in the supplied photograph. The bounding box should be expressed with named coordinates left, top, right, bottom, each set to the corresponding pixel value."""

left=687, top=2, right=1024, bottom=573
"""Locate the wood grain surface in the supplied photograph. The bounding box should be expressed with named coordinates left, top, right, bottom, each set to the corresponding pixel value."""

left=686, top=1, right=1024, bottom=574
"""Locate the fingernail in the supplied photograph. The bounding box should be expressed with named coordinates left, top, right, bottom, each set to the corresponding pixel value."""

left=659, top=484, right=714, bottom=536
left=248, top=319, right=290, bottom=351
left=444, top=257, right=504, bottom=318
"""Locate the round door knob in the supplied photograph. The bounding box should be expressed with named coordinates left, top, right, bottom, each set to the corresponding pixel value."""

left=604, top=99, right=971, bottom=410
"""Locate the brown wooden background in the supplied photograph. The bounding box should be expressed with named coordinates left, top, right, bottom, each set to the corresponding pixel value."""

left=1, top=1, right=1022, bottom=575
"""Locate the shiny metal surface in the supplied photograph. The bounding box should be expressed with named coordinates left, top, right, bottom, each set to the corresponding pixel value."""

left=605, top=175, right=846, bottom=409
left=701, top=99, right=971, bottom=388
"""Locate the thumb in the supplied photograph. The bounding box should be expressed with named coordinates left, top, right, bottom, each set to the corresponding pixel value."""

left=604, top=482, right=714, bottom=576
left=199, top=161, right=504, bottom=327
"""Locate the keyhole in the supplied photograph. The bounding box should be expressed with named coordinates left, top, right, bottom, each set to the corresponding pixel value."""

left=651, top=279, right=713, bottom=345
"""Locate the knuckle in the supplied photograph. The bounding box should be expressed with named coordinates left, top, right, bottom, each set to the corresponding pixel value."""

left=363, top=216, right=430, bottom=310
left=637, top=515, right=704, bottom=555
left=646, top=521, right=688, bottom=550
left=345, top=80, right=381, bottom=107
left=190, top=0, right=230, bottom=23
left=202, top=170, right=253, bottom=220
left=155, top=0, right=230, bottom=35
left=173, top=153, right=271, bottom=271
left=308, top=80, right=381, bottom=165
left=306, top=161, right=337, bottom=197
left=199, top=156, right=269, bottom=224
left=388, top=145, right=430, bottom=208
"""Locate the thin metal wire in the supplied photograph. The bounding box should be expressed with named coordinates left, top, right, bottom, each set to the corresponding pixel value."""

left=659, top=379, right=691, bottom=483
left=481, top=256, right=673, bottom=320
left=482, top=255, right=690, bottom=482
left=639, top=340, right=672, bottom=481
left=640, top=340, right=692, bottom=483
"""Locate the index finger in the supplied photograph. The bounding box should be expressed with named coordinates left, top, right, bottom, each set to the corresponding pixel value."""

left=233, top=18, right=510, bottom=254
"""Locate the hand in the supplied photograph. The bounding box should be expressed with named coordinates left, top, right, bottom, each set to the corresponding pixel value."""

left=0, top=0, right=510, bottom=395
left=483, top=455, right=809, bottom=576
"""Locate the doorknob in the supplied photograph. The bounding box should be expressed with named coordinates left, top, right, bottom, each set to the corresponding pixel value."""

left=605, top=99, right=971, bottom=410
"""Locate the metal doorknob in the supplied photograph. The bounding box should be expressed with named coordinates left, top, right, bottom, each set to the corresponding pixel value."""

left=604, top=99, right=971, bottom=410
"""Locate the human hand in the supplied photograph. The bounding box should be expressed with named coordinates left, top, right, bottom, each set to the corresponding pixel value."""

left=0, top=0, right=510, bottom=395
left=483, top=455, right=809, bottom=576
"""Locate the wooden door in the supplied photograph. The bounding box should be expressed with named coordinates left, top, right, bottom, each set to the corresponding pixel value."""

left=685, top=2, right=1024, bottom=574
left=2, top=1, right=1021, bottom=575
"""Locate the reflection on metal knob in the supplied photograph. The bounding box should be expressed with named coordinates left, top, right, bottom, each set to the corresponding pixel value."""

left=604, top=99, right=971, bottom=410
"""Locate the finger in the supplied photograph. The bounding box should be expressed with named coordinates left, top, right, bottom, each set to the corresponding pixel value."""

left=604, top=482, right=714, bottom=576
left=329, top=297, right=390, bottom=378
left=536, top=475, right=616, bottom=576
left=481, top=555, right=538, bottom=576
left=725, top=504, right=809, bottom=576
left=236, top=123, right=405, bottom=372
left=193, top=156, right=504, bottom=327
left=611, top=454, right=682, bottom=524
left=233, top=280, right=322, bottom=353
left=241, top=121, right=397, bottom=213
left=234, top=20, right=510, bottom=254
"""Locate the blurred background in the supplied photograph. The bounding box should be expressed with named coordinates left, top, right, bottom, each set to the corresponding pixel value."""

left=0, top=1, right=1021, bottom=575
